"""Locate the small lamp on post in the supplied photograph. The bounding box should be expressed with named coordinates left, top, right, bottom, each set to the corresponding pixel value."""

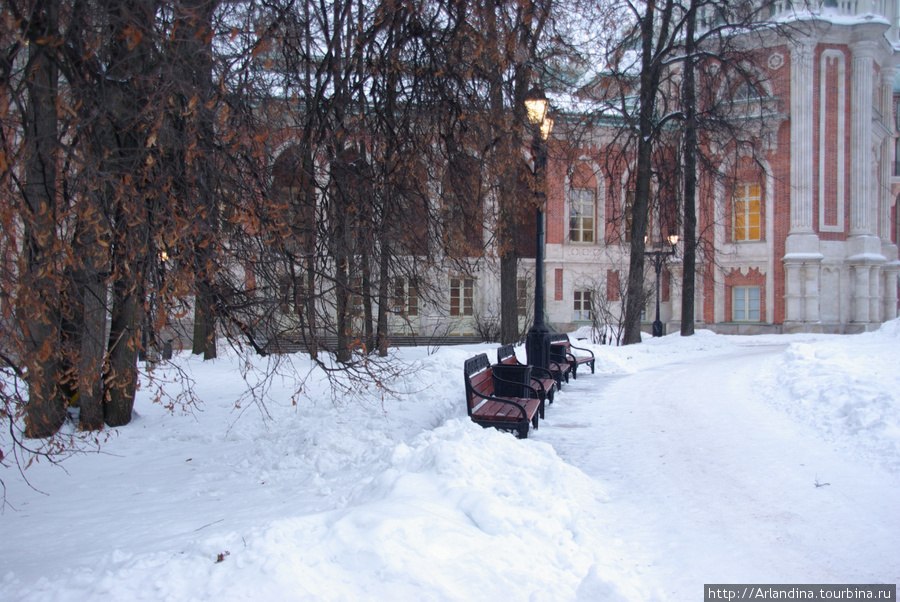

left=645, top=232, right=679, bottom=337
left=524, top=87, right=554, bottom=370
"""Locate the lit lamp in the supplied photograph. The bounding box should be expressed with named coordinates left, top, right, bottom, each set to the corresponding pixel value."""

left=645, top=232, right=679, bottom=337
left=524, top=87, right=554, bottom=370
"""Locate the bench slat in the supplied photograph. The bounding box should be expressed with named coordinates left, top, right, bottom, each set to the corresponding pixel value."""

left=473, top=398, right=540, bottom=422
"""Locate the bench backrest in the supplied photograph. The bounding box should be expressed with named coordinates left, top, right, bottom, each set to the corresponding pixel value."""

left=549, top=333, right=571, bottom=349
left=496, top=344, right=518, bottom=365
left=464, top=354, right=495, bottom=413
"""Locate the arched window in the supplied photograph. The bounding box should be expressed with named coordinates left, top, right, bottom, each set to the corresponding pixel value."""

left=733, top=80, right=763, bottom=102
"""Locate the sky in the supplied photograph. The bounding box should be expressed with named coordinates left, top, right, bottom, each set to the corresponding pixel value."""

left=1, top=322, right=898, bottom=601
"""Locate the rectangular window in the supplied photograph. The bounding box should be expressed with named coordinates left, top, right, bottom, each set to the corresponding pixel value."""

left=574, top=290, right=592, bottom=321
left=733, top=183, right=761, bottom=242
left=733, top=286, right=761, bottom=322
left=407, top=280, right=419, bottom=317
left=392, top=279, right=405, bottom=313
left=517, top=278, right=528, bottom=317
left=392, top=278, right=419, bottom=316
left=569, top=188, right=595, bottom=243
left=450, top=277, right=474, bottom=317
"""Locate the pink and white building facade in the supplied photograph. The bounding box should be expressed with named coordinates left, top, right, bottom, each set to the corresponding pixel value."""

left=530, top=3, right=900, bottom=336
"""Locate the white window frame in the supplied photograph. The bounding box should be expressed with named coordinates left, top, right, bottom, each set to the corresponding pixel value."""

left=573, top=290, right=593, bottom=321
left=450, top=277, right=474, bottom=317
left=569, top=187, right=595, bottom=243
left=732, top=286, right=761, bottom=322
left=517, top=278, right=529, bottom=317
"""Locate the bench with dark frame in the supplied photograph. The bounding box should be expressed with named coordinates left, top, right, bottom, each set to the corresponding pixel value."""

left=496, top=344, right=557, bottom=404
left=463, top=353, right=544, bottom=439
left=549, top=333, right=596, bottom=380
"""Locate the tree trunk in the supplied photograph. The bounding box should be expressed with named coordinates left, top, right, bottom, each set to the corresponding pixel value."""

left=104, top=271, right=142, bottom=427
left=78, top=276, right=107, bottom=430
left=66, top=215, right=110, bottom=431
left=681, top=0, right=698, bottom=337
left=192, top=284, right=217, bottom=360
left=623, top=0, right=670, bottom=346
left=21, top=1, right=65, bottom=438
left=622, top=139, right=653, bottom=345
left=176, top=0, right=219, bottom=360
left=500, top=255, right=519, bottom=343
left=483, top=0, right=525, bottom=346
left=335, top=256, right=352, bottom=363
left=376, top=246, right=390, bottom=356
left=362, top=253, right=375, bottom=353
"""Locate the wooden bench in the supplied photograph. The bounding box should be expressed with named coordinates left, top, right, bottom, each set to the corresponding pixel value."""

left=549, top=334, right=596, bottom=380
left=496, top=344, right=557, bottom=404
left=463, top=353, right=543, bottom=438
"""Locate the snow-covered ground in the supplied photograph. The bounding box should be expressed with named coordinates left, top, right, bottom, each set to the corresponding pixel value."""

left=2, top=322, right=898, bottom=601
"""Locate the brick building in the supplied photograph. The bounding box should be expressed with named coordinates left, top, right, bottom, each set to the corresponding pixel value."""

left=532, top=3, right=900, bottom=336
left=257, top=3, right=900, bottom=345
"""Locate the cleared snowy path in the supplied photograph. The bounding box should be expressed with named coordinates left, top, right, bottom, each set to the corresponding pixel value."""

left=534, top=342, right=900, bottom=600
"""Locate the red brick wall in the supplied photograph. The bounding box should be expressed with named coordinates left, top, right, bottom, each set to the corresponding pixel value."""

left=815, top=44, right=852, bottom=242
left=770, top=46, right=793, bottom=325
left=607, top=269, right=620, bottom=302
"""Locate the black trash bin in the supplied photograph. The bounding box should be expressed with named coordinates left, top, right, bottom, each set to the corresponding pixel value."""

left=491, top=364, right=532, bottom=399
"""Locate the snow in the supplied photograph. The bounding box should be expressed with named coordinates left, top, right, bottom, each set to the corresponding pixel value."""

left=2, top=323, right=899, bottom=601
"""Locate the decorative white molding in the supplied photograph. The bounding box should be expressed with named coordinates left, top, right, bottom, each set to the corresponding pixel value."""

left=819, top=50, right=846, bottom=233
left=768, top=52, right=785, bottom=71
left=723, top=264, right=769, bottom=276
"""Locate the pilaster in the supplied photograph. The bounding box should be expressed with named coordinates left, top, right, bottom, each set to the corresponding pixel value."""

left=782, top=252, right=823, bottom=324
left=790, top=40, right=816, bottom=234
left=852, top=263, right=871, bottom=323
left=884, top=264, right=899, bottom=320
left=849, top=40, right=878, bottom=236
left=880, top=65, right=897, bottom=242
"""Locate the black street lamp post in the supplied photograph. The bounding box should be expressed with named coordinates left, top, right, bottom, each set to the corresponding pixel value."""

left=524, top=88, right=554, bottom=370
left=644, top=234, right=679, bottom=337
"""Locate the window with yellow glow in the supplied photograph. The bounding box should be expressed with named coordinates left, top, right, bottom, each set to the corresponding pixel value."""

left=733, top=183, right=761, bottom=242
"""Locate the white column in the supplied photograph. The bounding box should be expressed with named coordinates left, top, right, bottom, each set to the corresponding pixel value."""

left=804, top=263, right=821, bottom=322
left=849, top=41, right=878, bottom=236
left=880, top=66, right=897, bottom=241
left=889, top=0, right=900, bottom=43
left=669, top=262, right=683, bottom=333
left=785, top=39, right=821, bottom=326
left=790, top=40, right=816, bottom=234
left=784, top=262, right=804, bottom=321
left=852, top=264, right=871, bottom=322
left=884, top=268, right=899, bottom=320
left=869, top=266, right=882, bottom=322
